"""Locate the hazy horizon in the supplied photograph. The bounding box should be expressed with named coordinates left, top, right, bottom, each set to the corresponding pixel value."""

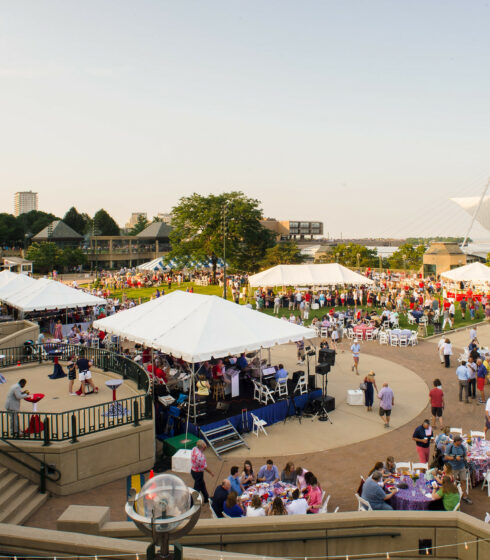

left=2, top=1, right=489, bottom=239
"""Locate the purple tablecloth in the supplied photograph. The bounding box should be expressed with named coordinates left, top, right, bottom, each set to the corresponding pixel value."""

left=389, top=476, right=433, bottom=511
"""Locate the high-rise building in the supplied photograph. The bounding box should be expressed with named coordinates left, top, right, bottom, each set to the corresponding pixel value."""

left=155, top=212, right=172, bottom=224
left=14, top=190, right=38, bottom=216
left=125, top=212, right=147, bottom=229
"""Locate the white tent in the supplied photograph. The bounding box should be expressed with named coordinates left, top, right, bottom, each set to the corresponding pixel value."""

left=0, top=272, right=37, bottom=300
left=93, top=290, right=316, bottom=362
left=451, top=197, right=490, bottom=232
left=137, top=258, right=168, bottom=271
left=440, top=262, right=490, bottom=284
left=0, top=270, right=21, bottom=288
left=248, top=263, right=374, bottom=288
left=1, top=278, right=106, bottom=312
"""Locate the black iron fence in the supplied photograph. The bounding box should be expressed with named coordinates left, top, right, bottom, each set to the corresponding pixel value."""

left=0, top=343, right=152, bottom=443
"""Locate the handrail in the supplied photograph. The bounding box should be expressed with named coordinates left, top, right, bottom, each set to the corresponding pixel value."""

left=0, top=436, right=61, bottom=493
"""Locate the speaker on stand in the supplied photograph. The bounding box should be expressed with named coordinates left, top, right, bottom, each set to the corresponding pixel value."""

left=313, top=363, right=333, bottom=423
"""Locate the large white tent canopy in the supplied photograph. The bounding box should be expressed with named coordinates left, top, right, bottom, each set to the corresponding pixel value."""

left=440, top=262, right=490, bottom=284
left=0, top=272, right=37, bottom=301
left=0, top=270, right=21, bottom=288
left=248, top=263, right=374, bottom=288
left=137, top=258, right=168, bottom=271
left=0, top=277, right=106, bottom=312
left=93, top=290, right=316, bottom=362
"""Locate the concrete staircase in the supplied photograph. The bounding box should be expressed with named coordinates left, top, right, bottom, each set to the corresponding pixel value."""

left=0, top=465, right=48, bottom=525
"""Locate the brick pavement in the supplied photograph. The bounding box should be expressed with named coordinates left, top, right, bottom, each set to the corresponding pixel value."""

left=26, top=328, right=490, bottom=529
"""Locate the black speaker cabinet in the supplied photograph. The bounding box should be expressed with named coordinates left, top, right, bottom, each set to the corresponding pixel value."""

left=315, top=362, right=331, bottom=375
left=319, top=348, right=336, bottom=366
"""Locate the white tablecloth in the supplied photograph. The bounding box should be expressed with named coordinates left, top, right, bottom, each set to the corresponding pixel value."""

left=347, top=389, right=364, bottom=405
left=172, top=449, right=192, bottom=473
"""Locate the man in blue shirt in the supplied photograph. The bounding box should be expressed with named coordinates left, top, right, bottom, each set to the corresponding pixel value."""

left=236, top=353, right=248, bottom=370
left=273, top=364, right=288, bottom=389
left=211, top=479, right=231, bottom=518
left=456, top=361, right=469, bottom=403
left=361, top=471, right=397, bottom=510
left=228, top=466, right=244, bottom=495
left=476, top=358, right=487, bottom=404
left=257, top=459, right=279, bottom=484
left=444, top=435, right=472, bottom=504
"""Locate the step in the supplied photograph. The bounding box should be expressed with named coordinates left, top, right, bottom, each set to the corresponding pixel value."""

left=0, top=466, right=8, bottom=478
left=0, top=471, right=18, bottom=494
left=3, top=485, right=47, bottom=525
left=0, top=477, right=30, bottom=511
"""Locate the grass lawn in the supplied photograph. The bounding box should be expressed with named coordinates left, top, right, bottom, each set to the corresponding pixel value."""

left=84, top=281, right=483, bottom=337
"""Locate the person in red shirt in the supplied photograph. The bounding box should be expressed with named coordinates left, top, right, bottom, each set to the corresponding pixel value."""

left=429, top=378, right=444, bottom=429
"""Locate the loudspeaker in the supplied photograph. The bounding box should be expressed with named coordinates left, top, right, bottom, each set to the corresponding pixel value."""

left=319, top=348, right=336, bottom=366
left=313, top=395, right=336, bottom=412
left=308, top=375, right=316, bottom=389
left=216, top=402, right=230, bottom=412
left=292, top=370, right=304, bottom=384
left=315, top=362, right=331, bottom=375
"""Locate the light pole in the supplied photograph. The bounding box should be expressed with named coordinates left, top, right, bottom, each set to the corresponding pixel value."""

left=222, top=202, right=229, bottom=300
left=356, top=253, right=360, bottom=269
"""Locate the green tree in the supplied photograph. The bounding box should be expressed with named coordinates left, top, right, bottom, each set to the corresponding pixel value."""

left=259, top=241, right=305, bottom=268
left=63, top=247, right=87, bottom=270
left=169, top=191, right=275, bottom=278
left=328, top=243, right=378, bottom=268
left=92, top=209, right=120, bottom=236
left=26, top=242, right=65, bottom=273
left=0, top=213, right=24, bottom=245
left=63, top=207, right=90, bottom=235
left=16, top=210, right=59, bottom=237
left=388, top=243, right=426, bottom=269
left=130, top=214, right=149, bottom=235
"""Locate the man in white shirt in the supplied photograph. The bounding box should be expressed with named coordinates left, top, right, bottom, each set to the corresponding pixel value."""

left=469, top=327, right=478, bottom=345
left=286, top=488, right=309, bottom=515
left=351, top=342, right=361, bottom=375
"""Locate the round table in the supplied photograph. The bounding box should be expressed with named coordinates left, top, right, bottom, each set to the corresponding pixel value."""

left=241, top=482, right=297, bottom=508
left=105, top=379, right=123, bottom=401
left=24, top=393, right=45, bottom=434
left=467, top=439, right=490, bottom=483
left=353, top=324, right=373, bottom=340
left=388, top=475, right=434, bottom=511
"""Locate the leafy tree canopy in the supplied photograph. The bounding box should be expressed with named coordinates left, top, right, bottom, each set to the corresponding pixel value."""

left=63, top=207, right=91, bottom=236
left=92, top=209, right=120, bottom=236
left=259, top=241, right=305, bottom=268
left=0, top=213, right=24, bottom=245
left=16, top=210, right=59, bottom=237
left=387, top=243, right=426, bottom=269
left=26, top=242, right=65, bottom=273
left=130, top=214, right=149, bottom=235
left=327, top=243, right=378, bottom=268
left=169, top=191, right=275, bottom=276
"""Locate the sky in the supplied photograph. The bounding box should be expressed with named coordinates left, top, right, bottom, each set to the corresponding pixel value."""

left=1, top=0, right=489, bottom=239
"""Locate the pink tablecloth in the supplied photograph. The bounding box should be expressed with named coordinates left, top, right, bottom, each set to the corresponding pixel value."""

left=353, top=324, right=373, bottom=340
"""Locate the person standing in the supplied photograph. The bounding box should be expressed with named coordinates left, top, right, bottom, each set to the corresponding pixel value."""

left=363, top=371, right=378, bottom=412
left=466, top=356, right=477, bottom=399
left=456, top=361, right=470, bottom=403
left=190, top=440, right=214, bottom=503
left=476, top=358, right=487, bottom=404
left=444, top=435, right=472, bottom=503
left=443, top=339, right=452, bottom=368
left=378, top=382, right=394, bottom=428
left=429, top=379, right=444, bottom=428
left=351, top=341, right=361, bottom=375
left=4, top=379, right=29, bottom=436
left=412, top=419, right=433, bottom=463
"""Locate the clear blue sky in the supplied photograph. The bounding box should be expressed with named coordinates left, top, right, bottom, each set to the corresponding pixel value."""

left=1, top=0, right=489, bottom=238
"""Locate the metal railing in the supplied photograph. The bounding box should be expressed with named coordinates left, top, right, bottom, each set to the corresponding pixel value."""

left=0, top=343, right=153, bottom=442
left=0, top=437, right=61, bottom=493
left=0, top=342, right=150, bottom=393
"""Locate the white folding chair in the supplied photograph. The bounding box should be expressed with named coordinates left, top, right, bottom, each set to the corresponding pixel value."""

left=482, top=471, right=490, bottom=497
left=365, top=330, right=374, bottom=341
left=293, top=373, right=308, bottom=395
left=390, top=335, right=399, bottom=347
left=412, top=463, right=428, bottom=472
left=470, top=431, right=485, bottom=438
left=275, top=379, right=288, bottom=398
left=346, top=328, right=355, bottom=340
left=457, top=483, right=463, bottom=498
left=355, top=493, right=372, bottom=511
left=354, top=332, right=364, bottom=343
left=260, top=383, right=276, bottom=405
left=320, top=327, right=329, bottom=338
left=333, top=506, right=340, bottom=513
left=378, top=332, right=388, bottom=345
left=251, top=412, right=268, bottom=437
left=395, top=462, right=411, bottom=473
left=407, top=314, right=416, bottom=325
left=252, top=380, right=262, bottom=402
left=398, top=335, right=408, bottom=347
left=209, top=498, right=219, bottom=519
left=452, top=500, right=461, bottom=511
left=485, top=512, right=490, bottom=524
left=318, top=494, right=330, bottom=514
left=450, top=427, right=463, bottom=436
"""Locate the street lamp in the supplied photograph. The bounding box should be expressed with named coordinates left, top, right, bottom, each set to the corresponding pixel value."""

left=356, top=253, right=360, bottom=269
left=222, top=202, right=229, bottom=300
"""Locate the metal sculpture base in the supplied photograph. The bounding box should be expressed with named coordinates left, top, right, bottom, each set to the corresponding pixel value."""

left=104, top=402, right=129, bottom=417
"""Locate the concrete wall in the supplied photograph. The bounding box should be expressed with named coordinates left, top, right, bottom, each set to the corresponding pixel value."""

left=0, top=320, right=39, bottom=350
left=0, top=420, right=154, bottom=495
left=59, top=507, right=490, bottom=560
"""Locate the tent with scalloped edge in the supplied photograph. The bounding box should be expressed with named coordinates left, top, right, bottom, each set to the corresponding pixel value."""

left=440, top=262, right=490, bottom=284
left=93, top=290, right=316, bottom=362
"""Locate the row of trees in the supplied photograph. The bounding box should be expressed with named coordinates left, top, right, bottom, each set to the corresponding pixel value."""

left=25, top=243, right=87, bottom=273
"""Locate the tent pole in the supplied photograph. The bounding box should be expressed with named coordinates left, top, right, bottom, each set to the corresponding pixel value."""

left=183, top=362, right=195, bottom=447
left=259, top=348, right=263, bottom=385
